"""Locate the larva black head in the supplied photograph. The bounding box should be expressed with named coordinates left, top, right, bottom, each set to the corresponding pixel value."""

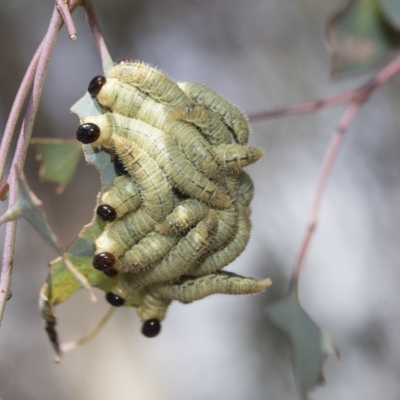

left=97, top=204, right=117, bottom=222
left=103, top=268, right=118, bottom=277
left=106, top=292, right=125, bottom=307
left=76, top=123, right=100, bottom=144
left=114, top=156, right=128, bottom=176
left=88, top=75, right=106, bottom=97
left=142, top=319, right=161, bottom=338
left=93, top=252, right=116, bottom=272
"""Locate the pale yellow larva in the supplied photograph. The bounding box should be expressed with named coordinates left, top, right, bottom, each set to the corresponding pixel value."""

left=214, top=144, right=265, bottom=174
left=137, top=292, right=171, bottom=322
left=237, top=171, right=254, bottom=207
left=113, top=135, right=174, bottom=221
left=170, top=104, right=232, bottom=145
left=84, top=113, right=232, bottom=209
left=154, top=198, right=209, bottom=235
left=95, top=80, right=221, bottom=177
left=189, top=206, right=251, bottom=276
left=132, top=210, right=218, bottom=287
left=101, top=175, right=141, bottom=218
left=117, top=232, right=180, bottom=272
left=151, top=271, right=272, bottom=303
left=177, top=82, right=250, bottom=145
left=109, top=62, right=190, bottom=107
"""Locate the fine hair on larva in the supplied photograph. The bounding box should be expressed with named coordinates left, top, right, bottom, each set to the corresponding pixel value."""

left=109, top=62, right=191, bottom=107
left=84, top=113, right=232, bottom=209
left=170, top=104, right=232, bottom=145
left=151, top=271, right=272, bottom=303
left=177, top=81, right=250, bottom=145
left=101, top=175, right=141, bottom=218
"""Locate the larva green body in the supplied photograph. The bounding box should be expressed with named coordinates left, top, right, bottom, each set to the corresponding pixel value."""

left=85, top=113, right=232, bottom=209
left=132, top=210, right=218, bottom=287
left=170, top=104, right=232, bottom=145
left=113, top=135, right=174, bottom=221
left=137, top=292, right=171, bottom=322
left=101, top=175, right=141, bottom=218
left=152, top=271, right=272, bottom=303
left=155, top=198, right=209, bottom=235
left=118, top=232, right=180, bottom=271
left=214, top=144, right=265, bottom=173
left=109, top=62, right=190, bottom=107
left=177, top=82, right=250, bottom=145
left=237, top=171, right=254, bottom=207
left=190, top=206, right=251, bottom=276
left=95, top=81, right=221, bottom=177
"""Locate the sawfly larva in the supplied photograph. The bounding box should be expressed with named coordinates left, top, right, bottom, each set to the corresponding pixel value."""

left=214, top=144, right=265, bottom=173
left=90, top=78, right=221, bottom=177
left=131, top=210, right=218, bottom=287
left=101, top=175, right=141, bottom=218
left=113, top=135, right=174, bottom=221
left=190, top=206, right=251, bottom=276
left=78, top=113, right=232, bottom=209
left=170, top=104, right=232, bottom=145
left=155, top=198, right=209, bottom=235
left=109, top=62, right=190, bottom=107
left=152, top=271, right=272, bottom=303
left=237, top=171, right=254, bottom=207
left=117, top=232, right=180, bottom=272
left=177, top=82, right=250, bottom=145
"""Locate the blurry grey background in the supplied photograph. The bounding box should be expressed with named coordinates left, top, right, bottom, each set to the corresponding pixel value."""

left=1, top=0, right=400, bottom=399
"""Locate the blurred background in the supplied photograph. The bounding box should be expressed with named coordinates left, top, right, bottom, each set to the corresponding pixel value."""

left=2, top=0, right=400, bottom=399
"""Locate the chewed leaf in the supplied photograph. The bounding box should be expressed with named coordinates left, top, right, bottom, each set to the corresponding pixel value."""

left=379, top=0, right=400, bottom=30
left=326, top=0, right=400, bottom=77
left=0, top=168, right=64, bottom=256
left=31, top=138, right=82, bottom=194
left=267, top=286, right=339, bottom=400
left=71, top=91, right=102, bottom=121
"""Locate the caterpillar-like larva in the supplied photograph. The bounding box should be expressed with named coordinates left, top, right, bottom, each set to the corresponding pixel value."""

left=155, top=198, right=209, bottom=235
left=213, top=144, right=265, bottom=173
left=132, top=210, right=218, bottom=287
left=113, top=135, right=174, bottom=221
left=190, top=206, right=251, bottom=276
left=151, top=271, right=272, bottom=303
left=92, top=78, right=222, bottom=177
left=117, top=232, right=180, bottom=272
left=109, top=61, right=190, bottom=107
left=170, top=104, right=232, bottom=145
left=101, top=175, right=141, bottom=218
left=136, top=292, right=171, bottom=323
left=237, top=171, right=254, bottom=207
left=177, top=82, right=250, bottom=145
left=79, top=113, right=232, bottom=209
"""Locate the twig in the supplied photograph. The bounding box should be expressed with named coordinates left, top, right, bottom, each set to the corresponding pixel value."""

left=56, top=0, right=77, bottom=40
left=0, top=0, right=81, bottom=326
left=82, top=0, right=113, bottom=73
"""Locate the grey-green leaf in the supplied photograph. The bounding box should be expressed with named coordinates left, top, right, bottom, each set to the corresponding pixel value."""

left=267, top=286, right=339, bottom=400
left=379, top=0, right=400, bottom=30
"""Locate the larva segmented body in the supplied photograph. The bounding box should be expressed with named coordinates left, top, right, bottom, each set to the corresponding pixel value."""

left=109, top=62, right=190, bottom=107
left=190, top=206, right=251, bottom=276
left=101, top=175, right=141, bottom=218
left=154, top=198, right=209, bottom=235
left=84, top=113, right=232, bottom=209
left=177, top=82, right=250, bottom=145
left=214, top=144, right=265, bottom=173
left=95, top=80, right=221, bottom=177
left=137, top=292, right=171, bottom=322
left=237, top=171, right=254, bottom=207
left=152, top=271, right=272, bottom=303
left=113, top=135, right=174, bottom=221
left=132, top=210, right=218, bottom=287
left=117, top=232, right=180, bottom=272
left=170, top=104, right=232, bottom=145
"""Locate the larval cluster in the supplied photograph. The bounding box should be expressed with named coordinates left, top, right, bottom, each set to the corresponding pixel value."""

left=76, top=61, right=271, bottom=337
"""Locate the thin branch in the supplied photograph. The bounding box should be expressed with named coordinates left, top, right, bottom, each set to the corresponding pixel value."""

left=82, top=0, right=113, bottom=73
left=56, top=0, right=77, bottom=40
left=292, top=101, right=361, bottom=282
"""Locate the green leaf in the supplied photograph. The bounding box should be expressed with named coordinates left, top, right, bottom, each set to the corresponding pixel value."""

left=379, top=0, right=400, bottom=30
left=267, top=286, right=339, bottom=400
left=31, top=138, right=82, bottom=194
left=326, top=0, right=400, bottom=77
